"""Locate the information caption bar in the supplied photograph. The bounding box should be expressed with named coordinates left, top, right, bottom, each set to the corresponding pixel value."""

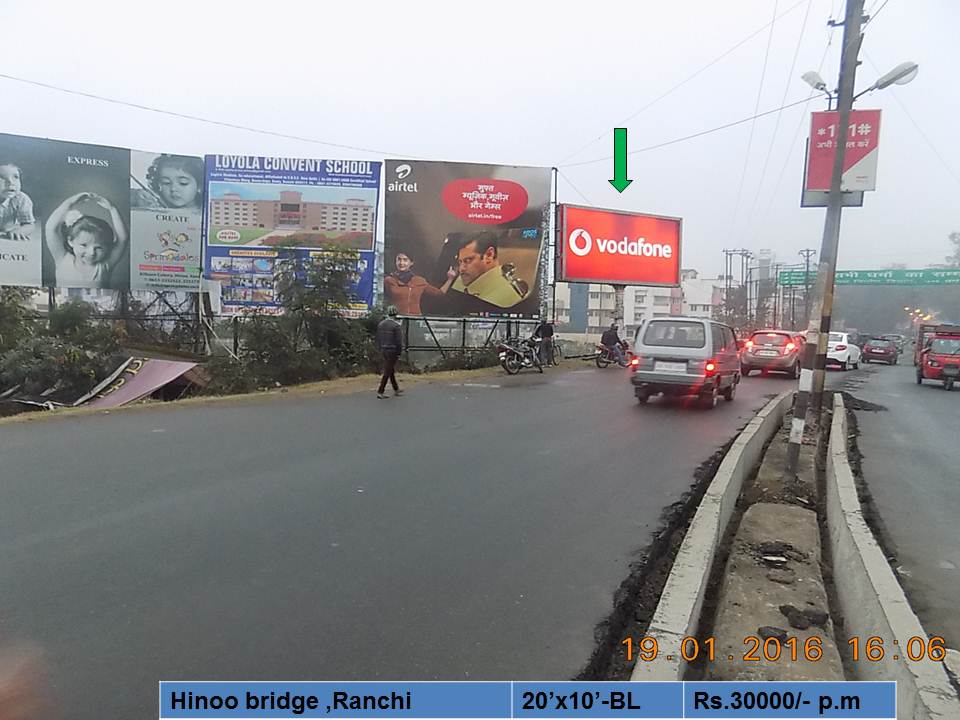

left=159, top=681, right=895, bottom=719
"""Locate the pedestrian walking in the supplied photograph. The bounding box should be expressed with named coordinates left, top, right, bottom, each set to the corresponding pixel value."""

left=376, top=306, right=404, bottom=399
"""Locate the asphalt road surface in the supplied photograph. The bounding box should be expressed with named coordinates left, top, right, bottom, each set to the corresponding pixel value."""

left=1, top=366, right=794, bottom=717
left=847, top=361, right=960, bottom=648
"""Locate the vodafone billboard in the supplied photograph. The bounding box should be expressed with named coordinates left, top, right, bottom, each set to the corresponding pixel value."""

left=558, top=204, right=681, bottom=286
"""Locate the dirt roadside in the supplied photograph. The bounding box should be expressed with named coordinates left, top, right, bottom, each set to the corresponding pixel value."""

left=0, top=359, right=584, bottom=427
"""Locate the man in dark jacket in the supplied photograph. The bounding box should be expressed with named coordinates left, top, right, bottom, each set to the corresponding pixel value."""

left=534, top=318, right=555, bottom=366
left=377, top=306, right=404, bottom=399
left=600, top=323, right=627, bottom=367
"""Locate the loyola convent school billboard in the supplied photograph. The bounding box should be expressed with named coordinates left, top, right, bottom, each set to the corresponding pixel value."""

left=202, top=155, right=380, bottom=316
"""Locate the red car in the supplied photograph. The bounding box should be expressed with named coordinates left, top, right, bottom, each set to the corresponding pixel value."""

left=862, top=338, right=900, bottom=365
left=740, top=330, right=803, bottom=378
left=916, top=325, right=960, bottom=391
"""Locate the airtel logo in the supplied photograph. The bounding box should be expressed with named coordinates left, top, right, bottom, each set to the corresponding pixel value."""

left=395, top=164, right=412, bottom=179
left=568, top=228, right=592, bottom=256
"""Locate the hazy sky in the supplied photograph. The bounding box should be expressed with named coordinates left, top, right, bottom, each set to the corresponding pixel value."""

left=3, top=0, right=956, bottom=277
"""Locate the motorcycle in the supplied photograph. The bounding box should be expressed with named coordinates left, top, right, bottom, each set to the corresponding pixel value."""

left=498, top=337, right=543, bottom=374
left=595, top=342, right=633, bottom=369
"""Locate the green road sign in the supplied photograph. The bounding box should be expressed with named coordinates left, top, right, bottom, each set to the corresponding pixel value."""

left=778, top=268, right=960, bottom=286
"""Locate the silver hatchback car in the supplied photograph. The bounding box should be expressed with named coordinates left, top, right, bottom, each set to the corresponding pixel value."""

left=629, top=317, right=741, bottom=409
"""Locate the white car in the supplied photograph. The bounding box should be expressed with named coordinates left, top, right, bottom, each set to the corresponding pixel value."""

left=827, top=332, right=861, bottom=370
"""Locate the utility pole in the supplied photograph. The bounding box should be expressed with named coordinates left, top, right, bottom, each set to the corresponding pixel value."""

left=787, top=0, right=864, bottom=474
left=799, top=248, right=817, bottom=325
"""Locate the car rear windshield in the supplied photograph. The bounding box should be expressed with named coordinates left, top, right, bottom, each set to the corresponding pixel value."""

left=643, top=320, right=706, bottom=348
left=829, top=333, right=844, bottom=343
left=750, top=332, right=790, bottom=346
left=867, top=339, right=892, bottom=347
left=930, top=338, right=960, bottom=354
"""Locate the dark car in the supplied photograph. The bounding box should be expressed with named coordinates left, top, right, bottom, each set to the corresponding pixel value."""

left=881, top=333, right=905, bottom=352
left=862, top=338, right=899, bottom=365
left=740, top=330, right=802, bottom=378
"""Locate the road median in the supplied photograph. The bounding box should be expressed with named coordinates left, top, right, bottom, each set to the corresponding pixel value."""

left=827, top=394, right=959, bottom=718
left=630, top=391, right=793, bottom=681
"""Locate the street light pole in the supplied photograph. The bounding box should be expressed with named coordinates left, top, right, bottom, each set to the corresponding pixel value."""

left=787, top=0, right=864, bottom=474
left=799, top=248, right=816, bottom=325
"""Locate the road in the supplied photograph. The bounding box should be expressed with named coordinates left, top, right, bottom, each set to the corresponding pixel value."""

left=847, top=361, right=960, bottom=648
left=0, top=365, right=793, bottom=717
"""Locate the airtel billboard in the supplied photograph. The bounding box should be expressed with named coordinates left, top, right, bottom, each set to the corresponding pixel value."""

left=558, top=204, right=681, bottom=286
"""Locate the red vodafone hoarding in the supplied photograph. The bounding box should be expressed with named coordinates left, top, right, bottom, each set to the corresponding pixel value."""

left=805, top=109, right=882, bottom=192
left=558, top=204, right=681, bottom=286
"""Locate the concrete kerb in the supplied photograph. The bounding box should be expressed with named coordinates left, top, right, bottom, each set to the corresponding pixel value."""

left=631, top=391, right=794, bottom=681
left=827, top=394, right=960, bottom=719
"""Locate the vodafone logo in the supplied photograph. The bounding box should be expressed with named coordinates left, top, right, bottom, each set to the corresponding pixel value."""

left=568, top=228, right=592, bottom=256
left=567, top=228, right=673, bottom=259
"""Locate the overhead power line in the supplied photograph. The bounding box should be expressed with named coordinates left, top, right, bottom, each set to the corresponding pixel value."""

left=0, top=71, right=416, bottom=159
left=743, top=0, right=813, bottom=235
left=863, top=52, right=960, bottom=188
left=758, top=32, right=835, bottom=228
left=560, top=95, right=816, bottom=169
left=557, top=169, right=593, bottom=205
left=556, top=0, right=810, bottom=165
left=727, top=0, right=781, bottom=243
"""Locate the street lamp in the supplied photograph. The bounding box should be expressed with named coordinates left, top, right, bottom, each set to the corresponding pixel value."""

left=802, top=71, right=833, bottom=106
left=854, top=61, right=919, bottom=100
left=803, top=61, right=919, bottom=106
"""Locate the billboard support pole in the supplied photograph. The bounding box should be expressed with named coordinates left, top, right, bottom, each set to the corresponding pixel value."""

left=421, top=317, right=448, bottom=360
left=787, top=0, right=864, bottom=475
left=551, top=168, right=559, bottom=322
left=482, top=319, right=501, bottom=348
left=613, top=285, right=625, bottom=327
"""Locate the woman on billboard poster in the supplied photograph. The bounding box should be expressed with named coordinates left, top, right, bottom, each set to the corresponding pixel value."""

left=384, top=249, right=457, bottom=315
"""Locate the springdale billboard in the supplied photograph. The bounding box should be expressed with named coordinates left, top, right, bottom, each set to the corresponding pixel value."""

left=558, top=204, right=681, bottom=286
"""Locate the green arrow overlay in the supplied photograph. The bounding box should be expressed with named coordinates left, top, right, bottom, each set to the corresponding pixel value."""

left=609, top=128, right=633, bottom=193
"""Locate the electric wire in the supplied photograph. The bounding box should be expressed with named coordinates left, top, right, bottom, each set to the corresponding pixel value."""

left=0, top=71, right=418, bottom=159
left=555, top=0, right=810, bottom=165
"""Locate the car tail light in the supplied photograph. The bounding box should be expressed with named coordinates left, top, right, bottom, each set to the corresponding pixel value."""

left=835, top=344, right=847, bottom=351
left=745, top=340, right=754, bottom=350
left=704, top=359, right=717, bottom=375
left=629, top=357, right=640, bottom=367
left=784, top=342, right=797, bottom=353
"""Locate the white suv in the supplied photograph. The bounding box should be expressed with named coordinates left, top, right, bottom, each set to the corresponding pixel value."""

left=827, top=332, right=861, bottom=370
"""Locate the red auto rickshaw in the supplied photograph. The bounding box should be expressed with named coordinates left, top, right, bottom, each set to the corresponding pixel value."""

left=916, top=324, right=960, bottom=391
left=913, top=323, right=940, bottom=366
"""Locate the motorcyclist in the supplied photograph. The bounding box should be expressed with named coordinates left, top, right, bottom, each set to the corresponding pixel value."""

left=600, top=323, right=627, bottom=367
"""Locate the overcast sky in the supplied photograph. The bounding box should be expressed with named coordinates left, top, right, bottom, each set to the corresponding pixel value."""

left=3, top=0, right=956, bottom=277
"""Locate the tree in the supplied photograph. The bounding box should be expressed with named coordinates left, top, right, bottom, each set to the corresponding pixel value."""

left=218, top=244, right=379, bottom=389
left=0, top=286, right=35, bottom=353
left=947, top=231, right=960, bottom=268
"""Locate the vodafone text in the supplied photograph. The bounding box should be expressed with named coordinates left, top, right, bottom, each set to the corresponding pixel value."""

left=568, top=229, right=672, bottom=259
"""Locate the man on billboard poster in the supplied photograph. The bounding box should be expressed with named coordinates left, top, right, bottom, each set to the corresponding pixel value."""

left=421, top=230, right=527, bottom=315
